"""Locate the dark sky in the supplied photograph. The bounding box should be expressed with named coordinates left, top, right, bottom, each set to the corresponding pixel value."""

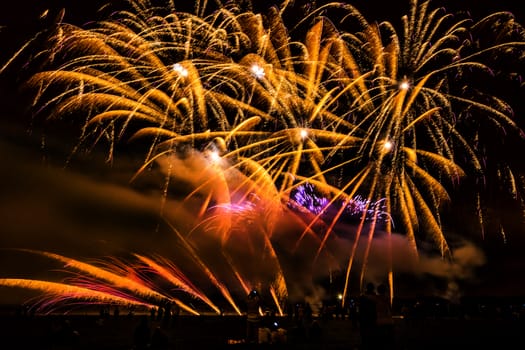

left=0, top=0, right=524, bottom=306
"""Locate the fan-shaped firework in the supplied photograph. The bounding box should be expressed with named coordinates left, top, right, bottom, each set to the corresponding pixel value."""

left=1, top=0, right=524, bottom=313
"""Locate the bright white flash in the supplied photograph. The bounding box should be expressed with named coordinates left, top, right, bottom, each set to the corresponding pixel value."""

left=209, top=150, right=221, bottom=164
left=173, top=63, right=188, bottom=77
left=250, top=64, right=265, bottom=79
left=383, top=140, right=393, bottom=152
left=399, top=80, right=410, bottom=90
left=300, top=129, right=308, bottom=139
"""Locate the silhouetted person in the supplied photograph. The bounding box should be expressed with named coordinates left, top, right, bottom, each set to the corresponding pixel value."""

left=113, top=305, right=120, bottom=318
left=162, top=302, right=172, bottom=327
left=99, top=305, right=108, bottom=319
left=349, top=298, right=359, bottom=329
left=150, top=306, right=157, bottom=320
left=304, top=301, right=313, bottom=325
left=309, top=319, right=323, bottom=343
left=171, top=302, right=180, bottom=328
left=246, top=289, right=262, bottom=344
left=133, top=315, right=151, bottom=350
left=53, top=318, right=80, bottom=347
left=128, top=305, right=135, bottom=318
left=156, top=306, right=163, bottom=322
left=358, top=282, right=377, bottom=350
left=375, top=284, right=394, bottom=350
left=151, top=326, right=170, bottom=349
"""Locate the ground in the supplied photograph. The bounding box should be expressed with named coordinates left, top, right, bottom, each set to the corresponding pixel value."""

left=0, top=308, right=522, bottom=349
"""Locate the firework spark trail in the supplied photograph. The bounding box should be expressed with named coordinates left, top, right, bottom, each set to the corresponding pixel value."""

left=205, top=198, right=290, bottom=310
left=224, top=253, right=252, bottom=297
left=16, top=249, right=201, bottom=315
left=269, top=286, right=284, bottom=316
left=162, top=218, right=243, bottom=315
left=21, top=250, right=166, bottom=300
left=0, top=279, right=153, bottom=313
left=134, top=254, right=220, bottom=314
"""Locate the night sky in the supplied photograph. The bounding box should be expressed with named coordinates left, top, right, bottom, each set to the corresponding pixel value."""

left=0, top=0, right=524, bottom=307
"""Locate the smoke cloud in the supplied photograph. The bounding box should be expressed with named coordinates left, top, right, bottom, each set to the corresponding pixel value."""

left=0, top=139, right=489, bottom=307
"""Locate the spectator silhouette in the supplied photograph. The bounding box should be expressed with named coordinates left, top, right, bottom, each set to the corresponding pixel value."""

left=150, top=306, right=157, bottom=320
left=309, top=319, right=322, bottom=343
left=375, top=283, right=394, bottom=350
left=358, top=282, right=377, bottom=350
left=133, top=315, right=151, bottom=350
left=113, top=305, right=120, bottom=318
left=58, top=318, right=80, bottom=347
left=162, top=301, right=172, bottom=327
left=246, top=289, right=262, bottom=344
left=151, top=325, right=170, bottom=349
left=304, top=301, right=313, bottom=325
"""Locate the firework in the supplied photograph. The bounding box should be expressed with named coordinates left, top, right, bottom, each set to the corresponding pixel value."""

left=1, top=0, right=524, bottom=312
